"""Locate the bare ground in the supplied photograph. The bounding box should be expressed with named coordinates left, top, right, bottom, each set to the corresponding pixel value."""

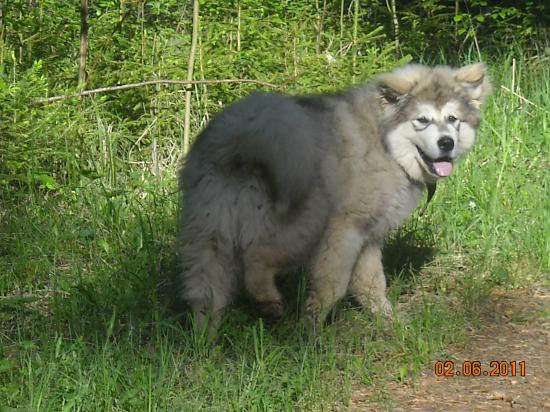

left=351, top=286, right=550, bottom=411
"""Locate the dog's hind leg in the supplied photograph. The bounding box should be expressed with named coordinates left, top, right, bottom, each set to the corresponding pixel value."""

left=347, top=245, right=393, bottom=318
left=243, top=249, right=283, bottom=323
left=180, top=246, right=235, bottom=337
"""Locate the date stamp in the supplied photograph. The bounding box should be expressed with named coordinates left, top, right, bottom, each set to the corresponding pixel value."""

left=434, top=360, right=526, bottom=377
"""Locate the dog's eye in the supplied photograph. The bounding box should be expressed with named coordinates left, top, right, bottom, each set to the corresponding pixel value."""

left=447, top=115, right=458, bottom=122
left=416, top=116, right=430, bottom=124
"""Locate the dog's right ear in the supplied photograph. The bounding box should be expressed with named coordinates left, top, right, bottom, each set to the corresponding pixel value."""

left=454, top=63, right=491, bottom=109
left=376, top=73, right=415, bottom=106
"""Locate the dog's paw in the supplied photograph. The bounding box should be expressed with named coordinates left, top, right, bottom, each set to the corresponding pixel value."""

left=256, top=300, right=284, bottom=324
left=303, top=293, right=325, bottom=334
left=371, top=298, right=393, bottom=319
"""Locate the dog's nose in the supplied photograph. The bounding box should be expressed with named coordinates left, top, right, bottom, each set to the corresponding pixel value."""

left=437, top=136, right=454, bottom=152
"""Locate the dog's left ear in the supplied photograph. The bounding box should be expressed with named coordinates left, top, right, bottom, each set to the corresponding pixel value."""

left=454, top=63, right=491, bottom=109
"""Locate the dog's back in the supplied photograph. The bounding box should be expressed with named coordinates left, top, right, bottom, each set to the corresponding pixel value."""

left=180, top=92, right=326, bottom=211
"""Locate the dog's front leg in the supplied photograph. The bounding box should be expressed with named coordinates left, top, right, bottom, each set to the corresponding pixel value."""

left=348, top=244, right=393, bottom=318
left=305, top=219, right=364, bottom=330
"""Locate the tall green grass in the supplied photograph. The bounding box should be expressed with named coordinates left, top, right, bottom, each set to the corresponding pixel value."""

left=0, top=55, right=548, bottom=410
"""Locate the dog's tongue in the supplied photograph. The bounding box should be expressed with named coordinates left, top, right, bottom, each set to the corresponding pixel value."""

left=433, top=161, right=453, bottom=177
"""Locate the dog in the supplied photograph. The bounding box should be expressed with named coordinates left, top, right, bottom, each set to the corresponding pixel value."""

left=176, top=63, right=490, bottom=336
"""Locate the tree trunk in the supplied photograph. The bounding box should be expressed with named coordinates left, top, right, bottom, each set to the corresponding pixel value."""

left=315, top=0, right=327, bottom=54
left=0, top=1, right=3, bottom=68
left=352, top=0, right=359, bottom=81
left=237, top=2, right=241, bottom=52
left=454, top=0, right=459, bottom=44
left=339, top=0, right=344, bottom=52
left=78, top=0, right=89, bottom=87
left=388, top=0, right=400, bottom=55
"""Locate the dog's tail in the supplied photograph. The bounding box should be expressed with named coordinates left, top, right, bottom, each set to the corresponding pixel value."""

left=182, top=92, right=323, bottom=213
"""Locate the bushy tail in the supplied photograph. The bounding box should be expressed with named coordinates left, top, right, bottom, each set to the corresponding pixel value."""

left=181, top=92, right=323, bottom=213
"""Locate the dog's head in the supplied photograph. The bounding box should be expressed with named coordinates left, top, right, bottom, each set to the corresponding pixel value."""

left=377, top=63, right=491, bottom=184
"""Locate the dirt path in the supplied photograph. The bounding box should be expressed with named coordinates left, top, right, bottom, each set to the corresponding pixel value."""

left=351, top=287, right=550, bottom=411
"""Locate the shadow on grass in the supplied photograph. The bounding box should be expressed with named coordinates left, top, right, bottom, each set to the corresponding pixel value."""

left=44, top=212, right=438, bottom=346
left=383, top=226, right=438, bottom=283
left=27, top=203, right=187, bottom=344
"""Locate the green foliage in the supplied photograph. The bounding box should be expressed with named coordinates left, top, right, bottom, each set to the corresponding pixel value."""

left=0, top=0, right=404, bottom=194
left=0, top=60, right=57, bottom=189
left=398, top=0, right=549, bottom=60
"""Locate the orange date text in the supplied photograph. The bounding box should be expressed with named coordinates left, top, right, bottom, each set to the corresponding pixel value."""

left=434, top=360, right=526, bottom=377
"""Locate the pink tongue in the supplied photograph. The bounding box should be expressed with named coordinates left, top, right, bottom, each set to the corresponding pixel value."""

left=433, top=161, right=453, bottom=177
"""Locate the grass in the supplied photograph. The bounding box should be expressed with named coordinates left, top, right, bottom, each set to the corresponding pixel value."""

left=1, top=55, right=548, bottom=411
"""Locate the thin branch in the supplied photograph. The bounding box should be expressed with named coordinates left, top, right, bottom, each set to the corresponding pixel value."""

left=352, top=0, right=359, bottom=81
left=315, top=0, right=327, bottom=54
left=129, top=116, right=157, bottom=155
left=500, top=85, right=548, bottom=112
left=183, top=0, right=200, bottom=154
left=33, top=78, right=280, bottom=105
left=339, top=0, right=344, bottom=52
left=78, top=0, right=89, bottom=87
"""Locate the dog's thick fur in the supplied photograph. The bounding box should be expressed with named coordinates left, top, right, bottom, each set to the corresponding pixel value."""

left=177, top=63, right=490, bottom=335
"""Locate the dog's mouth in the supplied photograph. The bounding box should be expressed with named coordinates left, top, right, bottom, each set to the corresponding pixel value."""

left=416, top=146, right=453, bottom=177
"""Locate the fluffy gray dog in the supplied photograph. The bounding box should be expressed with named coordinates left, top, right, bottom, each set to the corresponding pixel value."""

left=177, top=63, right=490, bottom=335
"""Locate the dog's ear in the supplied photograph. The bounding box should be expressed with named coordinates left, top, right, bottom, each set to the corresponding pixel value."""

left=376, top=73, right=415, bottom=106
left=454, top=63, right=491, bottom=109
